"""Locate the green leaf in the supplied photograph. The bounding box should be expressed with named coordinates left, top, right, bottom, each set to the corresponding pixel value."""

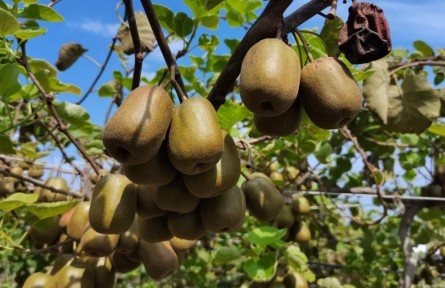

left=26, top=200, right=80, bottom=219
left=53, top=100, right=90, bottom=127
left=184, top=0, right=205, bottom=17
left=246, top=226, right=287, bottom=248
left=224, top=39, right=240, bottom=54
left=314, top=143, right=332, bottom=164
left=286, top=245, right=308, bottom=271
left=243, top=253, right=277, bottom=282
left=317, top=277, right=343, bottom=288
left=319, top=16, right=344, bottom=57
left=227, top=0, right=262, bottom=14
left=173, top=12, right=193, bottom=38
left=198, top=34, right=219, bottom=51
left=0, top=62, right=21, bottom=100
left=29, top=58, right=58, bottom=77
left=17, top=4, right=64, bottom=22
left=205, top=0, right=223, bottom=11
left=0, top=8, right=19, bottom=35
left=386, top=72, right=440, bottom=134
left=22, top=0, right=39, bottom=4
left=217, top=99, right=251, bottom=131
left=33, top=70, right=81, bottom=95
left=14, top=27, right=47, bottom=40
left=226, top=9, right=243, bottom=27
left=153, top=4, right=174, bottom=32
left=428, top=123, right=445, bottom=137
left=213, top=246, right=242, bottom=264
left=200, top=15, right=219, bottom=29
left=0, top=193, right=39, bottom=213
left=0, top=134, right=14, bottom=154
left=413, top=40, right=434, bottom=57
left=362, top=60, right=389, bottom=122
left=98, top=83, right=116, bottom=97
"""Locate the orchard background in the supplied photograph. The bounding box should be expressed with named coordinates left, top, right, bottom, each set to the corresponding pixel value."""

left=1, top=0, right=445, bottom=287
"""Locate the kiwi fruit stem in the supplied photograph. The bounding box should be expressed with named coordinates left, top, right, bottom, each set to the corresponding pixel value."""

left=293, top=29, right=314, bottom=63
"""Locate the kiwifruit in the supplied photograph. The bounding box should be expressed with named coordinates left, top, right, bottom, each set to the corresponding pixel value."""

left=169, top=237, right=197, bottom=252
left=67, top=201, right=91, bottom=240
left=293, top=222, right=311, bottom=243
left=137, top=215, right=172, bottom=243
left=284, top=166, right=300, bottom=182
left=299, top=57, right=362, bottom=129
left=239, top=38, right=301, bottom=117
left=102, top=85, right=173, bottom=164
left=116, top=220, right=139, bottom=254
left=23, top=272, right=57, bottom=288
left=37, top=177, right=69, bottom=202
left=89, top=173, right=137, bottom=234
left=440, top=247, right=445, bottom=258
left=183, top=131, right=241, bottom=198
left=283, top=271, right=309, bottom=288
left=153, top=175, right=200, bottom=214
left=0, top=176, right=15, bottom=196
left=241, top=173, right=284, bottom=222
left=136, top=185, right=167, bottom=219
left=122, top=142, right=177, bottom=186
left=93, top=257, right=116, bottom=288
left=167, top=209, right=208, bottom=240
left=9, top=166, right=23, bottom=180
left=291, top=195, right=310, bottom=215
left=168, top=97, right=224, bottom=175
left=28, top=165, right=44, bottom=179
left=59, top=206, right=76, bottom=228
left=50, top=253, right=75, bottom=275
left=273, top=205, right=295, bottom=228
left=29, top=216, right=61, bottom=245
left=138, top=240, right=179, bottom=280
left=200, top=185, right=246, bottom=233
left=111, top=250, right=142, bottom=274
left=55, top=262, right=95, bottom=288
left=254, top=97, right=303, bottom=136
left=78, top=225, right=120, bottom=257
left=269, top=171, right=284, bottom=183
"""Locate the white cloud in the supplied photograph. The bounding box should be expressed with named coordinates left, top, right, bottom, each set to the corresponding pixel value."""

left=67, top=19, right=120, bottom=38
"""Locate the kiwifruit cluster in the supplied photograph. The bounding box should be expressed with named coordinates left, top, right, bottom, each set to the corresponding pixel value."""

left=0, top=161, right=45, bottom=197
left=240, top=38, right=362, bottom=133
left=57, top=85, right=244, bottom=283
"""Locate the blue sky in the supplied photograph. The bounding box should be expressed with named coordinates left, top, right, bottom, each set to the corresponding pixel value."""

left=22, top=0, right=445, bottom=128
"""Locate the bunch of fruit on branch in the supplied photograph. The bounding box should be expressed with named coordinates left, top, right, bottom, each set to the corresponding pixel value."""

left=20, top=30, right=362, bottom=286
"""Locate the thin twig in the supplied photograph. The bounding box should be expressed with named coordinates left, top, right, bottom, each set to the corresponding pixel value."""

left=76, top=37, right=118, bottom=105
left=340, top=127, right=388, bottom=225
left=293, top=28, right=314, bottom=63
left=124, top=0, right=143, bottom=90
left=389, top=60, right=445, bottom=75
left=18, top=43, right=101, bottom=176
left=140, top=0, right=188, bottom=98
left=327, top=0, right=338, bottom=19
left=0, top=155, right=77, bottom=174
left=39, top=121, right=84, bottom=177
left=0, top=167, right=82, bottom=198
left=235, top=136, right=276, bottom=149
left=81, top=54, right=102, bottom=69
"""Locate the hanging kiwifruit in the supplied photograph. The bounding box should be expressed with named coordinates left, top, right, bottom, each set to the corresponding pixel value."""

left=137, top=215, right=172, bottom=243
left=241, top=173, right=284, bottom=222
left=122, top=142, right=177, bottom=186
left=111, top=250, right=142, bottom=274
left=36, top=177, right=69, bottom=202
left=291, top=195, right=311, bottom=215
left=67, top=201, right=91, bottom=240
left=183, top=130, right=241, bottom=198
left=167, top=208, right=208, bottom=240
left=78, top=225, right=120, bottom=257
left=168, top=97, right=224, bottom=175
left=239, top=38, right=301, bottom=117
left=54, top=262, right=95, bottom=288
left=153, top=175, right=200, bottom=214
left=29, top=216, right=61, bottom=245
left=253, top=97, right=303, bottom=137
left=138, top=240, right=179, bottom=280
left=102, top=85, right=173, bottom=165
left=136, top=185, right=167, bottom=219
left=89, top=174, right=137, bottom=234
left=299, top=57, right=362, bottom=129
left=200, top=185, right=246, bottom=233
left=23, top=272, right=57, bottom=288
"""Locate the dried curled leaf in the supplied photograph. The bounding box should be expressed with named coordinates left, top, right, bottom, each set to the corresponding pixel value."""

left=116, top=12, right=155, bottom=55
left=338, top=2, right=391, bottom=64
left=55, top=42, right=88, bottom=71
left=363, top=62, right=440, bottom=134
